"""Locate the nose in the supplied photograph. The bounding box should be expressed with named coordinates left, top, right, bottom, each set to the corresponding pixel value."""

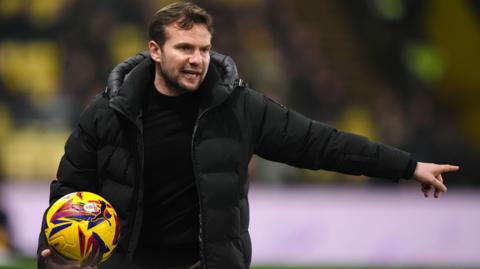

left=188, top=50, right=202, bottom=66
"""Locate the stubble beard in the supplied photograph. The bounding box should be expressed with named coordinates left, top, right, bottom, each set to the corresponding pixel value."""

left=160, top=64, right=188, bottom=94
left=159, top=62, right=202, bottom=94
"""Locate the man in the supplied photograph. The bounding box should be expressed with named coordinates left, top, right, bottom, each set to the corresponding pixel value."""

left=38, top=2, right=459, bottom=269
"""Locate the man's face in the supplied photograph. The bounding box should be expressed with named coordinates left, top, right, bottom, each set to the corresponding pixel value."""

left=152, top=22, right=211, bottom=94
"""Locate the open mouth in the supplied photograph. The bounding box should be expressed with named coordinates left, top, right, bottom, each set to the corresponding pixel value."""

left=182, top=69, right=202, bottom=80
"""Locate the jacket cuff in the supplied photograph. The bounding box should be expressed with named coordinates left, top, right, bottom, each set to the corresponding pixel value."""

left=402, top=157, right=417, bottom=180
left=37, top=255, right=47, bottom=269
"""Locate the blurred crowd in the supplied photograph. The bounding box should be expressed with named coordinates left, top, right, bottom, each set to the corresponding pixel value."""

left=0, top=0, right=478, bottom=186
left=0, top=0, right=479, bottom=261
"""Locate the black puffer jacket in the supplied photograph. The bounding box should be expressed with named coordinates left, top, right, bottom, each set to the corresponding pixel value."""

left=39, top=51, right=415, bottom=269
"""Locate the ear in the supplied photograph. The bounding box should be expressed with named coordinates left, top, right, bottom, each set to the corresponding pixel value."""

left=148, top=40, right=162, bottom=63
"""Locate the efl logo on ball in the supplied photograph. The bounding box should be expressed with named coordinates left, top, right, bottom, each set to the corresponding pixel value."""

left=43, top=192, right=120, bottom=264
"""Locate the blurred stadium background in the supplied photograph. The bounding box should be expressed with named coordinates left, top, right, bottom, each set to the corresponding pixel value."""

left=0, top=0, right=479, bottom=268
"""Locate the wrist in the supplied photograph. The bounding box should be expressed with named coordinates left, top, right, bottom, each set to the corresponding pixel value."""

left=403, top=158, right=418, bottom=180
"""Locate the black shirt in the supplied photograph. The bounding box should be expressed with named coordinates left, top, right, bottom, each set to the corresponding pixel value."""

left=134, top=84, right=200, bottom=267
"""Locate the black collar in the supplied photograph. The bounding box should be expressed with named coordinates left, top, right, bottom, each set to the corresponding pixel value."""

left=109, top=58, right=231, bottom=130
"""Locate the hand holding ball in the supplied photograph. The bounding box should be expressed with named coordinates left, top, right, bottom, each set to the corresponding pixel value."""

left=43, top=192, right=120, bottom=265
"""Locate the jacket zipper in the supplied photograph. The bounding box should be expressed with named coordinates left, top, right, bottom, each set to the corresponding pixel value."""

left=127, top=129, right=143, bottom=258
left=191, top=105, right=219, bottom=269
left=192, top=82, right=242, bottom=268
left=109, top=103, right=143, bottom=258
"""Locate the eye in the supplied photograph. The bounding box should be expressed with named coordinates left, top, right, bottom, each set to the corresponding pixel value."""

left=175, top=44, right=193, bottom=52
left=201, top=46, right=211, bottom=54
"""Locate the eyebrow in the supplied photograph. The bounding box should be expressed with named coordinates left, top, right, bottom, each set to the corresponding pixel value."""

left=174, top=42, right=211, bottom=49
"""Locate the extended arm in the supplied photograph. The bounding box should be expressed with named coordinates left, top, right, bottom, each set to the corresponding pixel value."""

left=248, top=91, right=414, bottom=180
left=247, top=90, right=459, bottom=195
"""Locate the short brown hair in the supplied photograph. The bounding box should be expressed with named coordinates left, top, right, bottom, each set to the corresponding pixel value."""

left=148, top=1, right=213, bottom=46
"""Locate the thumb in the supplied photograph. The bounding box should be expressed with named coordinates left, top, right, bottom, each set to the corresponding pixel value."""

left=41, top=248, right=51, bottom=257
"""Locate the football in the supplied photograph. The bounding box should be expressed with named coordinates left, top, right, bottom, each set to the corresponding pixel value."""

left=43, top=192, right=120, bottom=265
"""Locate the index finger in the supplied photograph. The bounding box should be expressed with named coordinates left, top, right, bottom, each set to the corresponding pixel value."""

left=438, top=164, right=460, bottom=173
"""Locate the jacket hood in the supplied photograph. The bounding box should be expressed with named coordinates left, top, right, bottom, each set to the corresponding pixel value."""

left=105, top=51, right=241, bottom=128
